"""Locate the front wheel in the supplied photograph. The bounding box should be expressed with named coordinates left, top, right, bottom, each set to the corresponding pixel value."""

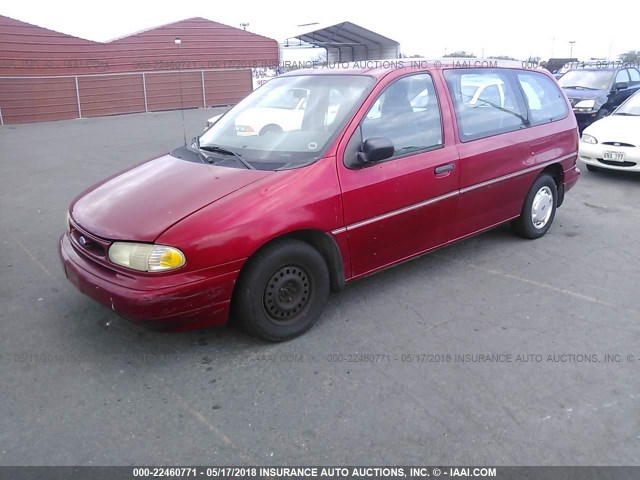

left=512, top=174, right=558, bottom=239
left=232, top=239, right=330, bottom=341
left=259, top=124, right=282, bottom=136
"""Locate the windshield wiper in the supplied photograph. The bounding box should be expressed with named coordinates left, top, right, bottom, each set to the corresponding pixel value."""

left=461, top=93, right=529, bottom=125
left=192, top=138, right=255, bottom=170
left=200, top=144, right=255, bottom=170
left=561, top=85, right=598, bottom=90
left=190, top=136, right=214, bottom=165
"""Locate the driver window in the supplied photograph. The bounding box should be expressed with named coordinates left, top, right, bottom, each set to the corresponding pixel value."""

left=360, top=73, right=443, bottom=160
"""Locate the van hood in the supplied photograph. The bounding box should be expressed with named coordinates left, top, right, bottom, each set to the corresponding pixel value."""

left=562, top=87, right=607, bottom=101
left=70, top=153, right=272, bottom=242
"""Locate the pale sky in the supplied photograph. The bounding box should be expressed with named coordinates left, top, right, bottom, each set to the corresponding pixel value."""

left=2, top=0, right=637, bottom=61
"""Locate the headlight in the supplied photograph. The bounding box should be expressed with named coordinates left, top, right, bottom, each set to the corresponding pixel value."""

left=574, top=99, right=595, bottom=109
left=235, top=125, right=255, bottom=133
left=108, top=242, right=185, bottom=272
left=581, top=134, right=598, bottom=144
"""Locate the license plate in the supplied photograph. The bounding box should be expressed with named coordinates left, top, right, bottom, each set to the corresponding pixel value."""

left=603, top=151, right=625, bottom=162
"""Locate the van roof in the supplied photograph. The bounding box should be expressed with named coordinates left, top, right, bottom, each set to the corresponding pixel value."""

left=567, top=67, right=619, bottom=72
left=279, top=58, right=542, bottom=79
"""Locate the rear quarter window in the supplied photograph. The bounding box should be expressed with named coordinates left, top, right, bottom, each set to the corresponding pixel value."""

left=516, top=71, right=569, bottom=125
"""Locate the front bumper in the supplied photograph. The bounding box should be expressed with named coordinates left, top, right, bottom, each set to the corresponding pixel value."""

left=59, top=234, right=241, bottom=330
left=579, top=143, right=640, bottom=172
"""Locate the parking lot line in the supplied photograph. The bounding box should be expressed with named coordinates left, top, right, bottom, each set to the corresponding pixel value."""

left=151, top=373, right=254, bottom=463
left=13, top=236, right=56, bottom=281
left=434, top=255, right=640, bottom=317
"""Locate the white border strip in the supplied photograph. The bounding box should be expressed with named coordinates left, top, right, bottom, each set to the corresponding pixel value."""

left=332, top=152, right=577, bottom=235
left=459, top=153, right=576, bottom=194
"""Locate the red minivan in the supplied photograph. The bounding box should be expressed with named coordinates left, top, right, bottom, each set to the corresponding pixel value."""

left=59, top=63, right=580, bottom=341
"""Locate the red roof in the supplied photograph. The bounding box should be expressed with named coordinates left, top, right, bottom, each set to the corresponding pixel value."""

left=0, top=15, right=279, bottom=76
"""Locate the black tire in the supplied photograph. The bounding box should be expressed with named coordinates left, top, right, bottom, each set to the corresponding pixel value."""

left=586, top=164, right=599, bottom=172
left=512, top=174, right=558, bottom=239
left=232, top=239, right=330, bottom=341
left=259, top=124, right=282, bottom=136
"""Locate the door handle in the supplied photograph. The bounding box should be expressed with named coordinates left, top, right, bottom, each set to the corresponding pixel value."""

left=434, top=164, right=455, bottom=175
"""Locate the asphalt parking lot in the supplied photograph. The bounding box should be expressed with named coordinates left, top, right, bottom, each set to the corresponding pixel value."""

left=1, top=108, right=639, bottom=466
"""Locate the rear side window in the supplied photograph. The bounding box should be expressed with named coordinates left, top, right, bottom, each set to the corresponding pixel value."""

left=443, top=69, right=527, bottom=142
left=517, top=72, right=568, bottom=125
left=627, top=68, right=640, bottom=83
left=615, top=70, right=630, bottom=84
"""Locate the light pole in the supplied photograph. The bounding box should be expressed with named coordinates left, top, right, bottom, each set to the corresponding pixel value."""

left=569, top=41, right=576, bottom=58
left=175, top=37, right=187, bottom=145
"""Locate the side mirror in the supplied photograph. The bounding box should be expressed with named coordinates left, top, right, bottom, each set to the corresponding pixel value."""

left=614, top=82, right=629, bottom=90
left=357, top=137, right=395, bottom=164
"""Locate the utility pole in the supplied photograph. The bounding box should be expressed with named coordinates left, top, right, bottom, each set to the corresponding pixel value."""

left=175, top=37, right=186, bottom=146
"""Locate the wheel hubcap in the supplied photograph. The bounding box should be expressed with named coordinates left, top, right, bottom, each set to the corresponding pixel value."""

left=263, top=266, right=310, bottom=323
left=531, top=186, right=553, bottom=229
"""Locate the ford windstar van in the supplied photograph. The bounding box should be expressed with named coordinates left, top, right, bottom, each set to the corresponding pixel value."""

left=60, top=62, right=580, bottom=341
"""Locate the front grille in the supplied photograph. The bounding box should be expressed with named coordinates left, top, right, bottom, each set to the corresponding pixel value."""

left=69, top=220, right=111, bottom=262
left=602, top=141, right=636, bottom=147
left=597, top=159, right=637, bottom=167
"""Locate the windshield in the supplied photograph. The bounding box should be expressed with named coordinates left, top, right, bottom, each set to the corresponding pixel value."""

left=198, top=75, right=374, bottom=170
left=256, top=87, right=308, bottom=110
left=614, top=90, right=640, bottom=116
left=558, top=70, right=614, bottom=90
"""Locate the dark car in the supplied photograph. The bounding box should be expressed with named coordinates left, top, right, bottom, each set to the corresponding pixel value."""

left=558, top=67, right=640, bottom=130
left=544, top=57, right=578, bottom=78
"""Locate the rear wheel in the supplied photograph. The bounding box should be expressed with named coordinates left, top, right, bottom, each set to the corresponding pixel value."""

left=233, top=239, right=330, bottom=341
left=512, top=174, right=558, bottom=239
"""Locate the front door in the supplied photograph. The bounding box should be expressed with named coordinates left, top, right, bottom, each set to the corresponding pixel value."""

left=337, top=72, right=460, bottom=278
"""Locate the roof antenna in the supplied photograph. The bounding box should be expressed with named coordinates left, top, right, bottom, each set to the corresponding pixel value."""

left=175, top=37, right=187, bottom=146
